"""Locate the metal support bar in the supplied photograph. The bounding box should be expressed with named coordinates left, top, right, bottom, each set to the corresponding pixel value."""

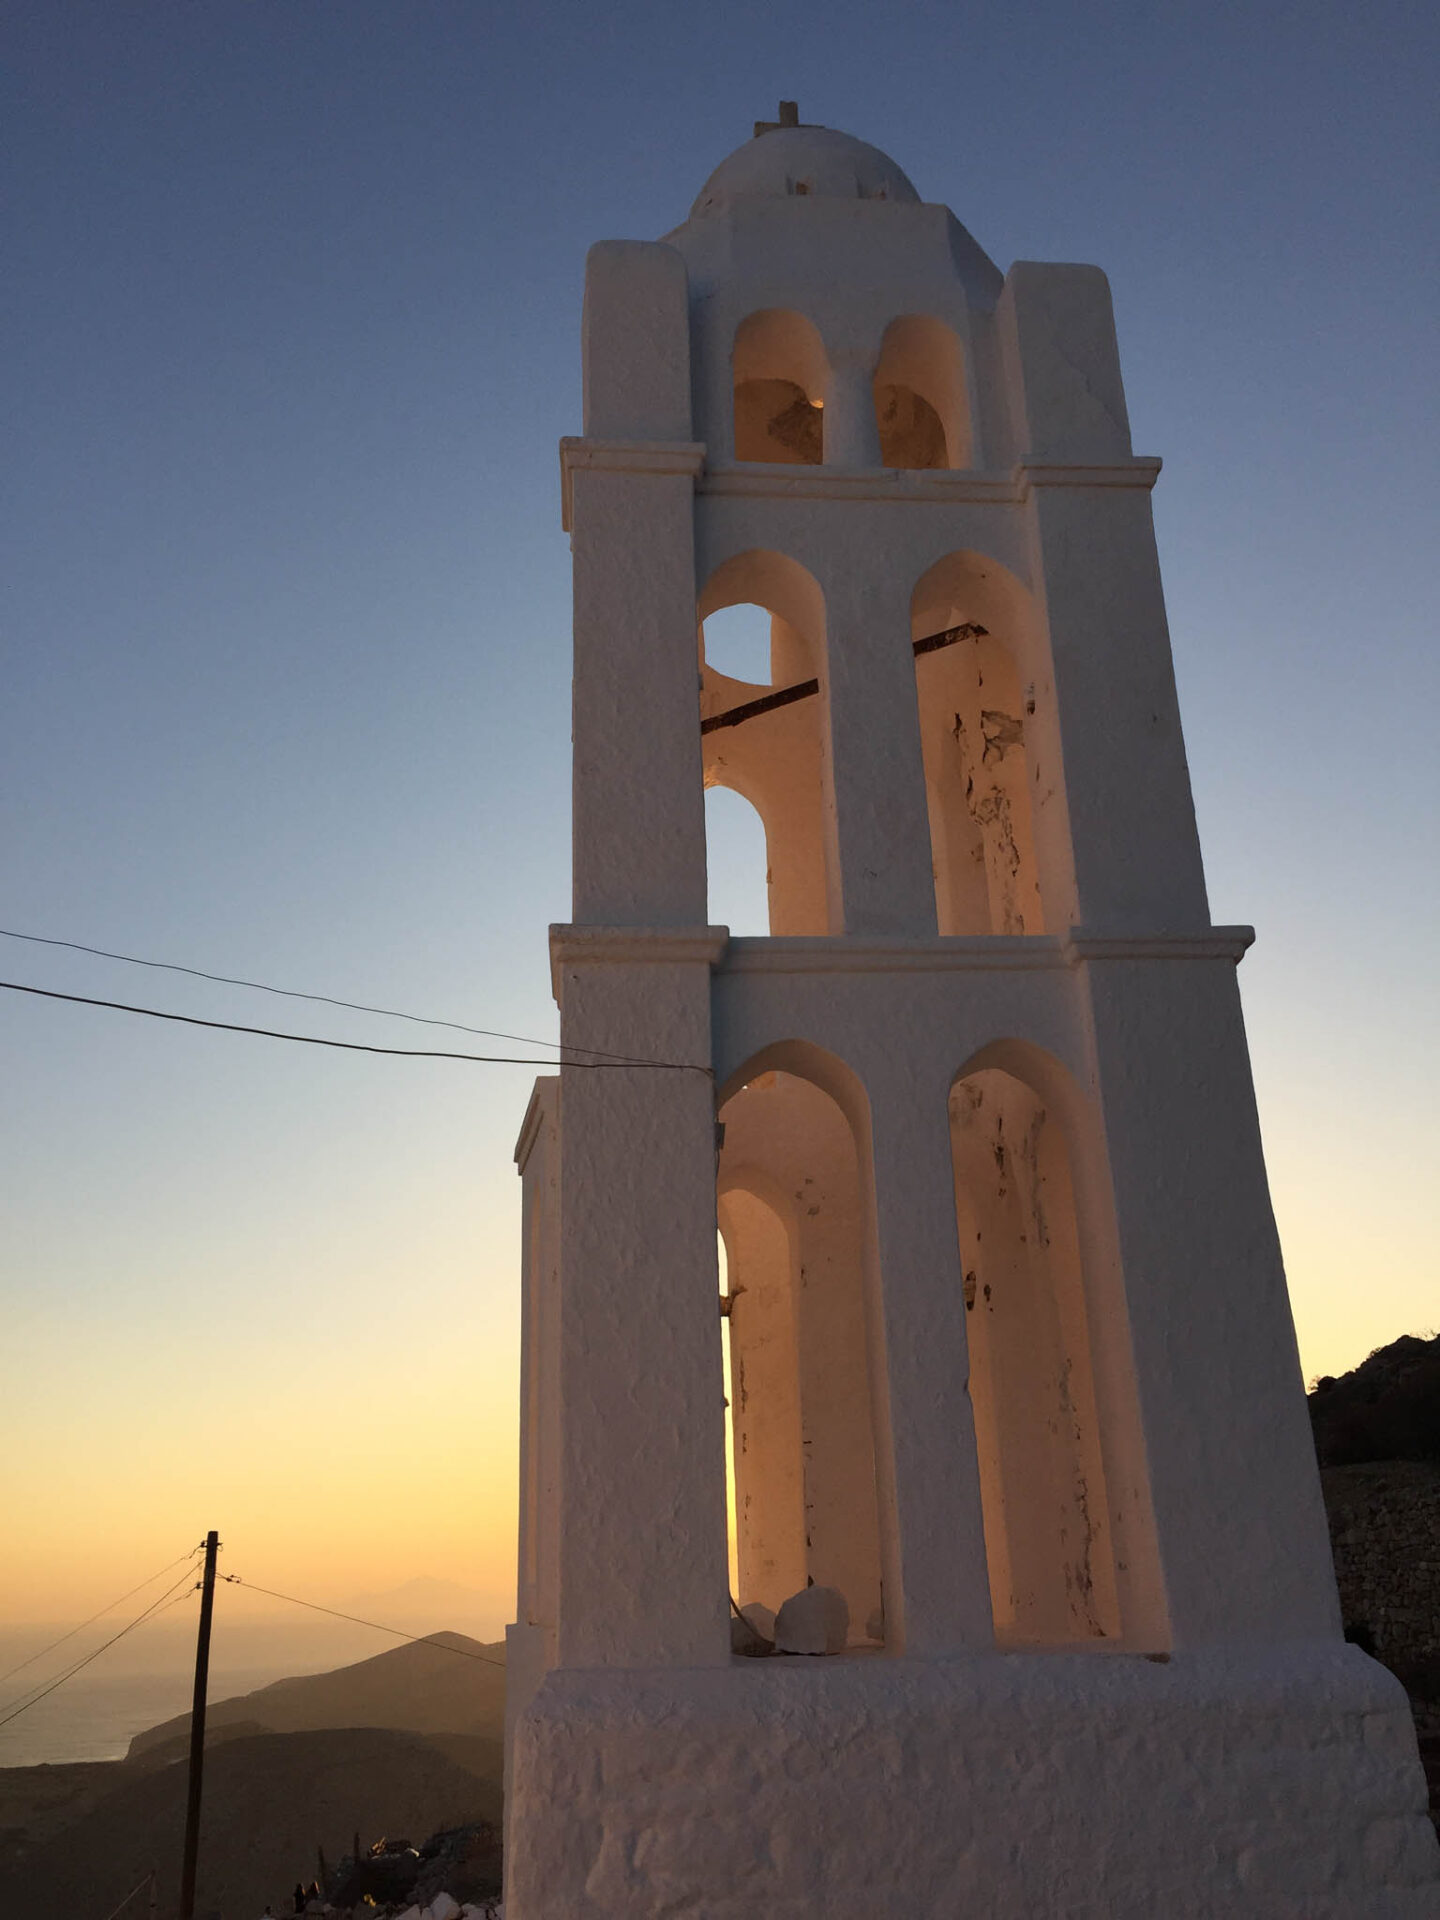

left=699, top=623, right=986, bottom=736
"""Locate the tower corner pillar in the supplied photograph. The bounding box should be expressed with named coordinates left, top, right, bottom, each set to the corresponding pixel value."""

left=565, top=442, right=709, bottom=928
left=550, top=924, right=732, bottom=1671
left=1022, top=468, right=1211, bottom=932
left=1068, top=930, right=1342, bottom=1646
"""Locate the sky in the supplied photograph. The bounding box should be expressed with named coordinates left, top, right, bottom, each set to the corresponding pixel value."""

left=2, top=0, right=1437, bottom=1707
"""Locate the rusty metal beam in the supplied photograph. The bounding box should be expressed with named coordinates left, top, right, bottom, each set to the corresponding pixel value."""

left=699, top=623, right=987, bottom=735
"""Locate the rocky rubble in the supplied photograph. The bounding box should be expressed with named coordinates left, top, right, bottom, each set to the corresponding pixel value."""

left=282, top=1899, right=500, bottom=1920
left=308, top=1822, right=502, bottom=1919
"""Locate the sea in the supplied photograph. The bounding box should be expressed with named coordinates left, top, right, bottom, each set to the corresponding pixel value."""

left=0, top=1582, right=502, bottom=1771
left=0, top=1668, right=285, bottom=1770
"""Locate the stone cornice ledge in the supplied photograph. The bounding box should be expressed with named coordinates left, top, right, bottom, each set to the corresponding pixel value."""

left=1019, top=457, right=1162, bottom=495
left=559, top=437, right=707, bottom=529
left=513, top=1074, right=558, bottom=1170
left=1063, top=926, right=1255, bottom=965
left=697, top=458, right=1162, bottom=510
left=701, top=465, right=1022, bottom=506
left=714, top=928, right=1255, bottom=975
left=721, top=934, right=1065, bottom=974
left=549, top=923, right=730, bottom=1001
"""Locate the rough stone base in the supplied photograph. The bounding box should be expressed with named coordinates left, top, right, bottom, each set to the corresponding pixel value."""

left=505, top=1644, right=1440, bottom=1917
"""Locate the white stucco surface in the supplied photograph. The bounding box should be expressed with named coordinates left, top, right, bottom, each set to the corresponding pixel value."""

left=509, top=1649, right=1436, bottom=1918
left=503, top=110, right=1440, bottom=1914
left=690, top=124, right=922, bottom=215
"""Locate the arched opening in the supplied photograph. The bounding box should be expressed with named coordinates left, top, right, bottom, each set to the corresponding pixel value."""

left=718, top=1060, right=884, bottom=1641
left=702, top=601, right=773, bottom=684
left=949, top=1052, right=1120, bottom=1646
left=910, top=551, right=1046, bottom=935
left=704, top=786, right=770, bottom=935
left=733, top=309, right=828, bottom=464
left=700, top=554, right=832, bottom=935
left=873, top=315, right=970, bottom=470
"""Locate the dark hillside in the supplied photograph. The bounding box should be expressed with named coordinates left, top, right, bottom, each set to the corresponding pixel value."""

left=1309, top=1333, right=1440, bottom=1835
left=1309, top=1332, right=1440, bottom=1467
left=0, top=1726, right=500, bottom=1920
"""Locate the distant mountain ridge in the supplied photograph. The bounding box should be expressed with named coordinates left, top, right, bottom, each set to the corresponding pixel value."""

left=346, top=1575, right=497, bottom=1622
left=127, top=1627, right=506, bottom=1758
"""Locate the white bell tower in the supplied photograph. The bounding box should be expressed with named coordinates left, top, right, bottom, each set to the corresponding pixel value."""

left=504, top=111, right=1438, bottom=1917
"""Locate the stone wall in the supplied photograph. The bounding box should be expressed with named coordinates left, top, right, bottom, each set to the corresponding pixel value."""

left=1322, top=1461, right=1440, bottom=1687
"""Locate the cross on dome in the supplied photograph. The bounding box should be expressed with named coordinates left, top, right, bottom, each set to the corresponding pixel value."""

left=753, top=100, right=807, bottom=137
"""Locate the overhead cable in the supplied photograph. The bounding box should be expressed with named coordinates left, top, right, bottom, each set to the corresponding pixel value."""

left=0, top=1568, right=201, bottom=1730
left=218, top=1575, right=506, bottom=1670
left=0, top=926, right=651, bottom=1064
left=0, top=981, right=708, bottom=1072
left=0, top=1547, right=201, bottom=1689
left=100, top=1871, right=158, bottom=1920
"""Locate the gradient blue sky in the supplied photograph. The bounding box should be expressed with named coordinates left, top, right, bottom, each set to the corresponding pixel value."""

left=3, top=1, right=1437, bottom=1644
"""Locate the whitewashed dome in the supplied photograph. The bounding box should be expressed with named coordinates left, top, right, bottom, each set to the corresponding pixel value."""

left=690, top=124, right=921, bottom=216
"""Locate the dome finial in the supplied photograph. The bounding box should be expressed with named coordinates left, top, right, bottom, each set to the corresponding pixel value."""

left=754, top=100, right=803, bottom=137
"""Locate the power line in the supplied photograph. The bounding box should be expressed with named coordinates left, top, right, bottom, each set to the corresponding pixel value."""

left=0, top=980, right=708, bottom=1073
left=218, top=1575, right=506, bottom=1670
left=100, top=1870, right=158, bottom=1920
left=0, top=1547, right=201, bottom=1689
left=0, top=1568, right=200, bottom=1722
left=0, top=1560, right=503, bottom=1738
left=0, top=926, right=649, bottom=1064
left=0, top=1568, right=202, bottom=1730
left=144, top=1584, right=202, bottom=1626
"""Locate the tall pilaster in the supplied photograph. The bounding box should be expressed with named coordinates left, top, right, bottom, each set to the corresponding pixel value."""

left=821, top=556, right=938, bottom=937
left=1070, top=931, right=1341, bottom=1644
left=864, top=1065, right=993, bottom=1653
left=551, top=929, right=729, bottom=1669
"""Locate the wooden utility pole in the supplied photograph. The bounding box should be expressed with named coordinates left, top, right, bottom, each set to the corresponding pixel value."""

left=178, top=1531, right=219, bottom=1920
